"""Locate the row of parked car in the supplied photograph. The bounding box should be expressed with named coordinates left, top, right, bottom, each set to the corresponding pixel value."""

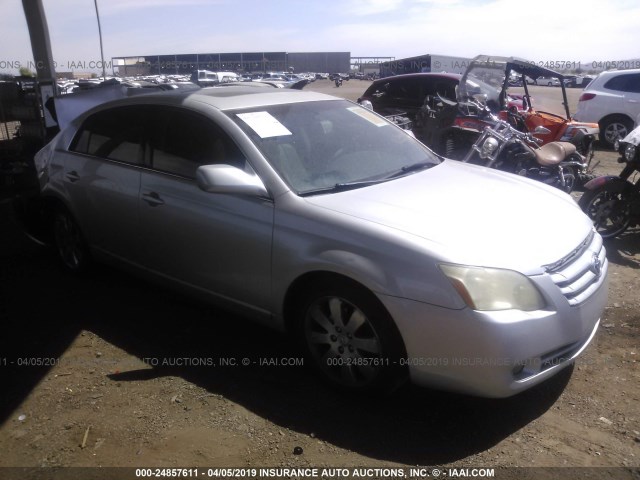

left=564, top=75, right=595, bottom=88
left=521, top=75, right=595, bottom=88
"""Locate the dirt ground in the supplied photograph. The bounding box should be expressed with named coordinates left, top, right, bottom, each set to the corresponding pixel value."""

left=0, top=80, right=638, bottom=480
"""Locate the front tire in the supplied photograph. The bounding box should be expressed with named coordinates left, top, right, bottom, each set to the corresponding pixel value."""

left=578, top=184, right=632, bottom=238
left=52, top=207, right=90, bottom=272
left=294, top=278, right=407, bottom=393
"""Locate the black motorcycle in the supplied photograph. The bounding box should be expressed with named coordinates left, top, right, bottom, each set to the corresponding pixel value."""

left=579, top=126, right=640, bottom=238
left=461, top=110, right=588, bottom=193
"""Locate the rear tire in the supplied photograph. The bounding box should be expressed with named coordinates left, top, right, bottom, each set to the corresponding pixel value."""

left=599, top=115, right=633, bottom=149
left=578, top=184, right=632, bottom=238
left=52, top=207, right=91, bottom=273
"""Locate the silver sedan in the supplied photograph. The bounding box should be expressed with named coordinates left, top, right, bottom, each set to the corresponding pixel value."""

left=31, top=87, right=608, bottom=397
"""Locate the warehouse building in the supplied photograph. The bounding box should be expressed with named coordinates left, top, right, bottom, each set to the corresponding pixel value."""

left=112, top=51, right=351, bottom=76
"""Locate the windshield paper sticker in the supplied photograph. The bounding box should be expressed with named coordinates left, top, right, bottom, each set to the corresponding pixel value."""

left=237, top=112, right=292, bottom=138
left=347, top=107, right=388, bottom=127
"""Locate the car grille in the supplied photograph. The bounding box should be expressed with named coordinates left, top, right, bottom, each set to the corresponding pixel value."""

left=544, top=230, right=607, bottom=306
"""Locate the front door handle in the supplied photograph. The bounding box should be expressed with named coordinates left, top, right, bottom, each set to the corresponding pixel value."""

left=142, top=191, right=165, bottom=207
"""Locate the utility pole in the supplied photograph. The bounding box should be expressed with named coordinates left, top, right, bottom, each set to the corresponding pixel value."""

left=93, top=0, right=108, bottom=79
left=22, top=0, right=56, bottom=85
left=21, top=0, right=58, bottom=130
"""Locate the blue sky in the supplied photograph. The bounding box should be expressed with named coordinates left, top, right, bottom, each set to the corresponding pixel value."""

left=1, top=0, right=639, bottom=74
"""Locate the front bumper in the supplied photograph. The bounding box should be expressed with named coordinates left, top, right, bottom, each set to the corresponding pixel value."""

left=379, top=261, right=608, bottom=398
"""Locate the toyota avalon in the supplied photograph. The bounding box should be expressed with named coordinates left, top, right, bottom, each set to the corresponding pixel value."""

left=27, top=87, right=608, bottom=397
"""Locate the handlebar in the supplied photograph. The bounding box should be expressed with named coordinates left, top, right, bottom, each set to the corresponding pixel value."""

left=458, top=98, right=543, bottom=148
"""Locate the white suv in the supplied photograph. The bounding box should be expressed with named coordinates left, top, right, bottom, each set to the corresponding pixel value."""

left=574, top=69, right=640, bottom=148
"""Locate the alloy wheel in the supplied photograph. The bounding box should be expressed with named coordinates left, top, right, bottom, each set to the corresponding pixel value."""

left=303, top=295, right=383, bottom=388
left=53, top=209, right=88, bottom=271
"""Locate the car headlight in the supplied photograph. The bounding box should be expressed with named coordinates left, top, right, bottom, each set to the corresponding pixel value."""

left=624, top=143, right=636, bottom=161
left=440, top=264, right=546, bottom=311
left=479, top=137, right=499, bottom=159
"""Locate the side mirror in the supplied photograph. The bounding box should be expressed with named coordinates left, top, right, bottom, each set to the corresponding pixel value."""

left=196, top=164, right=268, bottom=197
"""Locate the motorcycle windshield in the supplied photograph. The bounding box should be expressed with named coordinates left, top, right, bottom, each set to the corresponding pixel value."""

left=457, top=56, right=509, bottom=113
left=458, top=55, right=567, bottom=114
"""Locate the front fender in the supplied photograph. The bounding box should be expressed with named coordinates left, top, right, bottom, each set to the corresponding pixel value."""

left=582, top=175, right=628, bottom=191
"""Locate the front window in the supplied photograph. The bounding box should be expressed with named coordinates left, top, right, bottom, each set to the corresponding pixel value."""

left=149, top=108, right=247, bottom=178
left=229, top=100, right=440, bottom=195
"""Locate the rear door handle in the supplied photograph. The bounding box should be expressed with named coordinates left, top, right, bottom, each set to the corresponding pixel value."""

left=65, top=170, right=80, bottom=183
left=142, top=191, right=165, bottom=207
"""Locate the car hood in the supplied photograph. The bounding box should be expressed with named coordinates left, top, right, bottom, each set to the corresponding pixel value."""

left=303, top=160, right=592, bottom=273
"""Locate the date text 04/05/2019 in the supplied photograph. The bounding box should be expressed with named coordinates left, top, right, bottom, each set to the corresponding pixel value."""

left=134, top=467, right=497, bottom=478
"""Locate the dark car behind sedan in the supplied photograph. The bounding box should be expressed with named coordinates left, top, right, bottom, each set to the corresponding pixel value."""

left=358, top=72, right=460, bottom=120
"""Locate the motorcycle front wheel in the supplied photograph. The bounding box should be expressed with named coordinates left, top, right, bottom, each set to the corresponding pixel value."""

left=578, top=184, right=632, bottom=238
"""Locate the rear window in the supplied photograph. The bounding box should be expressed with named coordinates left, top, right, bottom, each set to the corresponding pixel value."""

left=70, top=106, right=146, bottom=165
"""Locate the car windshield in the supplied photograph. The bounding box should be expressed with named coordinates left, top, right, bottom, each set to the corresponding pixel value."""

left=229, top=100, right=440, bottom=195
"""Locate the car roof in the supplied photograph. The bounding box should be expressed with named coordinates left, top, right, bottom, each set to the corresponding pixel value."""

left=79, top=86, right=340, bottom=116
left=599, top=68, right=640, bottom=76
left=586, top=68, right=640, bottom=89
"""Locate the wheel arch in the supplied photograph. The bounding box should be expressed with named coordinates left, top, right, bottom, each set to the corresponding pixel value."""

left=14, top=193, right=73, bottom=246
left=282, top=271, right=394, bottom=337
left=599, top=112, right=634, bottom=127
left=283, top=269, right=410, bottom=392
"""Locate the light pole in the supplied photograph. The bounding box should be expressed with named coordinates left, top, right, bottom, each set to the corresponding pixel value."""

left=93, top=0, right=107, bottom=79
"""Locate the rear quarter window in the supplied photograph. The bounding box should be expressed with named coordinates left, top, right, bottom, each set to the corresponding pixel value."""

left=70, top=106, right=147, bottom=165
left=603, top=73, right=640, bottom=93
